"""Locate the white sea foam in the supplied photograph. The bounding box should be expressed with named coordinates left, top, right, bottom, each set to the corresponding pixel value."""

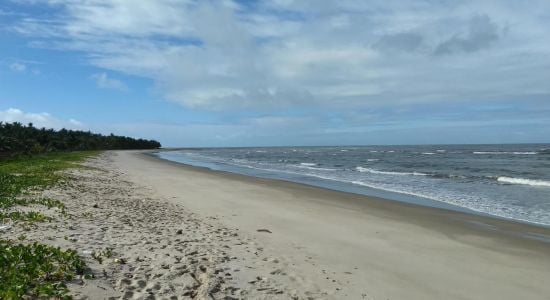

left=497, top=177, right=550, bottom=187
left=356, top=167, right=428, bottom=176
left=473, top=151, right=502, bottom=154
left=348, top=180, right=550, bottom=226
left=351, top=180, right=438, bottom=201
left=367, top=159, right=379, bottom=162
left=157, top=151, right=550, bottom=226
left=473, top=151, right=538, bottom=155
left=300, top=163, right=317, bottom=166
left=422, top=152, right=435, bottom=155
left=512, top=152, right=537, bottom=155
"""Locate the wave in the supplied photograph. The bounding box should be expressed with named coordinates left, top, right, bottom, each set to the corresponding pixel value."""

left=350, top=179, right=550, bottom=226
left=473, top=151, right=512, bottom=155
left=422, top=152, right=436, bottom=155
left=350, top=180, right=443, bottom=202
left=356, top=167, right=471, bottom=181
left=157, top=151, right=550, bottom=226
left=430, top=173, right=468, bottom=180
left=294, top=165, right=338, bottom=171
left=473, top=151, right=538, bottom=155
left=497, top=177, right=550, bottom=187
left=356, top=167, right=428, bottom=176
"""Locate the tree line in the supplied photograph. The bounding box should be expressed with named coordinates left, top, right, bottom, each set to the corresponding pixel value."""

left=0, top=122, right=161, bottom=156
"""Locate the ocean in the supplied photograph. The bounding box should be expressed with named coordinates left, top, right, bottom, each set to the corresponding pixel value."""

left=154, top=144, right=550, bottom=227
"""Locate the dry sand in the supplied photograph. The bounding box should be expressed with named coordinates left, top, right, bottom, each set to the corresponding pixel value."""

left=5, top=150, right=550, bottom=299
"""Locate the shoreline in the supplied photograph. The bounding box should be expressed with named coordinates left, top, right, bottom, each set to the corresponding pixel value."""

left=113, top=150, right=550, bottom=299
left=145, top=150, right=550, bottom=243
left=150, top=148, right=550, bottom=230
left=9, top=150, right=549, bottom=299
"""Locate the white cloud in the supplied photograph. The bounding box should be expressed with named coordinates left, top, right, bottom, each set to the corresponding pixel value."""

left=0, top=108, right=83, bottom=130
left=8, top=0, right=550, bottom=110
left=90, top=72, right=128, bottom=91
left=9, top=62, right=26, bottom=72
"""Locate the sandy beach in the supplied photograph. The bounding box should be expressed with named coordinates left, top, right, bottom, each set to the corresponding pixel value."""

left=4, top=1, right=550, bottom=299
left=9, top=150, right=550, bottom=299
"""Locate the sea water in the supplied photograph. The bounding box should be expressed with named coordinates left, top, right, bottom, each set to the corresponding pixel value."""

left=155, top=144, right=550, bottom=227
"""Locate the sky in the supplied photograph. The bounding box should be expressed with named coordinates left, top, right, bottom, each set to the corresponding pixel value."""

left=1, top=0, right=549, bottom=147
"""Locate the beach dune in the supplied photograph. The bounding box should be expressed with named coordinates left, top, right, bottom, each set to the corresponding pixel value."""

left=112, top=150, right=550, bottom=300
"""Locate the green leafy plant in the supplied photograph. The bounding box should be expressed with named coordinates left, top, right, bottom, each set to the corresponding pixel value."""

left=0, top=241, right=88, bottom=299
left=0, top=211, right=49, bottom=222
left=0, top=151, right=99, bottom=299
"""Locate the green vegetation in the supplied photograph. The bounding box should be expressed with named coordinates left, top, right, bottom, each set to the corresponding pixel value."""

left=1, top=121, right=161, bottom=156
left=0, top=122, right=158, bottom=298
left=0, top=151, right=98, bottom=299
left=0, top=241, right=86, bottom=299
left=0, top=151, right=96, bottom=222
left=0, top=211, right=49, bottom=222
left=1, top=197, right=66, bottom=216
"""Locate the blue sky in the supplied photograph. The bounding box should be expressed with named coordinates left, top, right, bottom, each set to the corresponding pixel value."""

left=1, top=0, right=549, bottom=147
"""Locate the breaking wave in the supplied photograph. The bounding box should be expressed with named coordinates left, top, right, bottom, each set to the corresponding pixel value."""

left=497, top=177, right=550, bottom=187
left=356, top=167, right=428, bottom=176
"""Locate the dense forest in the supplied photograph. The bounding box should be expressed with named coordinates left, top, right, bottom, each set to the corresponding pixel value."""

left=0, top=122, right=161, bottom=155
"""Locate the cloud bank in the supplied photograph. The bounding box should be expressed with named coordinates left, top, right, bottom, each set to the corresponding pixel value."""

left=8, top=0, right=550, bottom=111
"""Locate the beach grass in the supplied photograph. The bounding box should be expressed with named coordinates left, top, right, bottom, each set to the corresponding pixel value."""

left=0, top=151, right=99, bottom=299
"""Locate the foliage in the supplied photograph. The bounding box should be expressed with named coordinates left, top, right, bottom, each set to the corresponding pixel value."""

left=0, top=123, right=152, bottom=298
left=0, top=240, right=87, bottom=299
left=0, top=152, right=95, bottom=223
left=0, top=152, right=97, bottom=299
left=0, top=197, right=66, bottom=211
left=0, top=151, right=99, bottom=198
left=0, top=211, right=49, bottom=222
left=0, top=121, right=161, bottom=156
